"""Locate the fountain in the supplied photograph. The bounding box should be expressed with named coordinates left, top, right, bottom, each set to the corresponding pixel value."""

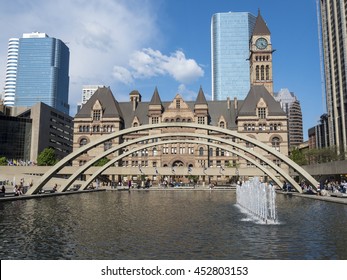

left=236, top=177, right=278, bottom=224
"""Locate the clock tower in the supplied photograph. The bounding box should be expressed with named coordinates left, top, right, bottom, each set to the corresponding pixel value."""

left=250, top=10, right=274, bottom=95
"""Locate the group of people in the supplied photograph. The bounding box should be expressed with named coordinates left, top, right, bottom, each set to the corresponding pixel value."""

left=0, top=185, right=6, bottom=197
left=119, top=178, right=152, bottom=190
left=317, top=179, right=347, bottom=194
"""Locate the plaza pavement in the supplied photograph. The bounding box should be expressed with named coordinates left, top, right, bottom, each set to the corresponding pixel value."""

left=1, top=184, right=347, bottom=205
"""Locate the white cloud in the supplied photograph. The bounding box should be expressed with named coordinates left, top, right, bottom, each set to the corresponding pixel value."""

left=0, top=0, right=160, bottom=111
left=112, top=66, right=134, bottom=85
left=177, top=84, right=198, bottom=101
left=114, top=48, right=204, bottom=84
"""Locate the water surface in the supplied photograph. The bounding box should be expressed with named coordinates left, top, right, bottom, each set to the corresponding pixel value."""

left=0, top=191, right=346, bottom=259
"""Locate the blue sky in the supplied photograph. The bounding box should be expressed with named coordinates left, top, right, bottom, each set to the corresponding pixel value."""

left=0, top=0, right=323, bottom=139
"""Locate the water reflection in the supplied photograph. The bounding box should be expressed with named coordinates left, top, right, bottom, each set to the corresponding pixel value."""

left=0, top=191, right=346, bottom=259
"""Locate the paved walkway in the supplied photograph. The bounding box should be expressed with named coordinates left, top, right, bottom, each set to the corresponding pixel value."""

left=277, top=191, right=347, bottom=205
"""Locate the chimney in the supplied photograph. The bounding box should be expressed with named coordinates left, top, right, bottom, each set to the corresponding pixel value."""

left=227, top=97, right=230, bottom=110
left=129, top=90, right=141, bottom=111
left=132, top=96, right=137, bottom=111
left=234, top=97, right=238, bottom=110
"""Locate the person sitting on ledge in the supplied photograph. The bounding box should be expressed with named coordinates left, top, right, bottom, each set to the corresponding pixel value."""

left=0, top=185, right=5, bottom=197
left=14, top=185, right=22, bottom=196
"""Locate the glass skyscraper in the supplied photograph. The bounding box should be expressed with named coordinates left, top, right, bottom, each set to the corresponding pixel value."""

left=14, top=32, right=70, bottom=115
left=211, top=12, right=256, bottom=100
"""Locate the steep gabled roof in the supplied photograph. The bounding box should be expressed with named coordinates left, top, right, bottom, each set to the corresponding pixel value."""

left=238, top=85, right=285, bottom=116
left=75, top=86, right=123, bottom=119
left=149, top=87, right=162, bottom=106
left=195, top=86, right=208, bottom=105
left=252, top=10, right=271, bottom=36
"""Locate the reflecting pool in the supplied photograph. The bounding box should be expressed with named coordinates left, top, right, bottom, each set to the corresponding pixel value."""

left=0, top=190, right=346, bottom=259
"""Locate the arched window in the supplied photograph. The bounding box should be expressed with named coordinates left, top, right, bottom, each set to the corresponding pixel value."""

left=152, top=148, right=157, bottom=156
left=266, top=65, right=270, bottom=80
left=256, top=65, right=260, bottom=80
left=261, top=65, right=265, bottom=80
left=209, top=148, right=213, bottom=156
left=79, top=126, right=83, bottom=132
left=79, top=138, right=88, bottom=147
left=220, top=121, right=225, bottom=128
left=141, top=149, right=147, bottom=157
left=272, top=137, right=280, bottom=151
left=199, top=147, right=204, bottom=156
left=216, top=148, right=220, bottom=156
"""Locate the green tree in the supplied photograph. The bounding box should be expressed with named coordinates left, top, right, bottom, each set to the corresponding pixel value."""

left=187, top=175, right=199, bottom=183
left=37, top=148, right=58, bottom=166
left=0, top=156, right=7, bottom=166
left=289, top=148, right=307, bottom=165
left=93, top=157, right=110, bottom=166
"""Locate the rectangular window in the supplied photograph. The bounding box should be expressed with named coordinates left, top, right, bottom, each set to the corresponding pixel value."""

left=258, top=108, right=266, bottom=119
left=152, top=117, right=159, bottom=124
left=93, top=110, right=101, bottom=121
left=198, top=116, right=205, bottom=124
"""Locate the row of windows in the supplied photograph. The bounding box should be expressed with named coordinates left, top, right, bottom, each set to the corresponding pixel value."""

left=122, top=147, right=235, bottom=157
left=243, top=123, right=282, bottom=131
left=78, top=158, right=282, bottom=168
left=255, top=65, right=270, bottom=81
left=255, top=55, right=270, bottom=61
left=78, top=125, right=115, bottom=133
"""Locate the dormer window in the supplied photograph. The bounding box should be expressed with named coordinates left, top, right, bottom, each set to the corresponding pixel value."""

left=93, top=109, right=101, bottom=121
left=176, top=99, right=181, bottom=109
left=257, top=107, right=266, bottom=119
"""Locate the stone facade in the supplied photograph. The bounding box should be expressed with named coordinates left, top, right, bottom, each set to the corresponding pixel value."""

left=72, top=85, right=287, bottom=184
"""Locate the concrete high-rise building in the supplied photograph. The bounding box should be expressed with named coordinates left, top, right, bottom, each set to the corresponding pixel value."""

left=3, top=38, right=19, bottom=107
left=275, top=88, right=303, bottom=149
left=211, top=12, right=256, bottom=100
left=5, top=32, right=70, bottom=115
left=82, top=85, right=105, bottom=105
left=318, top=0, right=347, bottom=157
left=76, top=85, right=105, bottom=113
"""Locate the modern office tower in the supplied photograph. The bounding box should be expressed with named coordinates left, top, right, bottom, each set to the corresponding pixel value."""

left=275, top=88, right=303, bottom=149
left=13, top=32, right=70, bottom=115
left=211, top=12, right=256, bottom=100
left=318, top=0, right=347, bottom=157
left=3, top=38, right=19, bottom=107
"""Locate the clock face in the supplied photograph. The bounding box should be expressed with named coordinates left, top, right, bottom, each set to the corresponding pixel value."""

left=256, top=37, right=268, bottom=50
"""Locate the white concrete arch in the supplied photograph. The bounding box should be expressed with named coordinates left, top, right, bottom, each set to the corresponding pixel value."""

left=56, top=132, right=297, bottom=193
left=26, top=123, right=317, bottom=194
left=80, top=139, right=282, bottom=190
